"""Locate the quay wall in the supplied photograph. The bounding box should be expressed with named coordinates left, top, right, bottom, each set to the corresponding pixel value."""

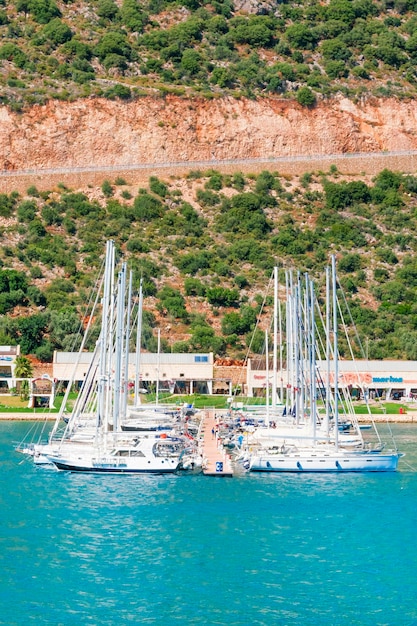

left=2, top=412, right=417, bottom=422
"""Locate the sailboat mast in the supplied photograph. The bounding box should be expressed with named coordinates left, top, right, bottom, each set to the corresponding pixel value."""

left=285, top=270, right=291, bottom=415
left=105, top=242, right=116, bottom=433
left=272, top=266, right=278, bottom=407
left=265, top=328, right=270, bottom=425
left=295, top=273, right=302, bottom=426
left=122, top=270, right=133, bottom=416
left=134, top=278, right=143, bottom=407
left=156, top=328, right=161, bottom=405
left=278, top=280, right=284, bottom=407
left=325, top=264, right=331, bottom=436
left=98, top=239, right=114, bottom=430
left=309, top=277, right=317, bottom=442
left=332, top=255, right=339, bottom=450
left=113, top=262, right=127, bottom=432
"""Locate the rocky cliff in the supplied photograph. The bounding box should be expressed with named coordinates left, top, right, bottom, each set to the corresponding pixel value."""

left=1, top=96, right=417, bottom=174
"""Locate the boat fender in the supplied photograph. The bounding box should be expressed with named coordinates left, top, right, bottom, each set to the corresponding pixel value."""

left=297, top=461, right=302, bottom=470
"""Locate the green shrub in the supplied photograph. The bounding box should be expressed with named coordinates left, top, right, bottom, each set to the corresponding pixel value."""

left=228, top=15, right=276, bottom=48
left=184, top=277, right=206, bottom=296
left=104, top=84, right=131, bottom=99
left=376, top=248, right=399, bottom=264
left=0, top=193, right=17, bottom=218
left=17, top=200, right=37, bottom=222
left=286, top=23, right=318, bottom=49
left=206, top=286, right=240, bottom=307
left=0, top=43, right=27, bottom=68
left=35, top=341, right=54, bottom=362
left=338, top=253, right=362, bottom=273
left=42, top=18, right=72, bottom=47
left=101, top=180, right=114, bottom=197
left=103, top=54, right=128, bottom=71
left=325, top=60, right=348, bottom=79
left=16, top=314, right=48, bottom=353
left=176, top=251, right=211, bottom=275
left=17, top=0, right=61, bottom=24
left=133, top=192, right=164, bottom=220
left=296, top=86, right=316, bottom=107
left=216, top=192, right=271, bottom=237
left=321, top=38, right=351, bottom=61
left=126, top=238, right=150, bottom=253
left=196, top=189, right=221, bottom=207
left=181, top=49, right=203, bottom=75
left=95, top=31, right=132, bottom=61
left=157, top=286, right=188, bottom=320
left=324, top=180, right=370, bottom=209
left=149, top=176, right=168, bottom=198
left=205, top=173, right=223, bottom=191
left=120, top=0, right=148, bottom=32
left=97, top=0, right=119, bottom=20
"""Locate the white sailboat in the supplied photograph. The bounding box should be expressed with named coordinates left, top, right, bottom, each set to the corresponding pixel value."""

left=46, top=433, right=187, bottom=473
left=245, top=257, right=403, bottom=473
left=120, top=284, right=184, bottom=432
left=44, top=240, right=194, bottom=474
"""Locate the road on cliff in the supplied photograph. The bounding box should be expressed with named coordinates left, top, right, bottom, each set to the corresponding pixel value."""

left=1, top=149, right=417, bottom=192
left=2, top=149, right=417, bottom=177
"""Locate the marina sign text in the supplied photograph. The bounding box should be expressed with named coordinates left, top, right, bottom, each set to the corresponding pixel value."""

left=372, top=376, right=403, bottom=383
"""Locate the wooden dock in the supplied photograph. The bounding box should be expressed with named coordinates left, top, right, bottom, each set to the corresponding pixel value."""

left=201, top=410, right=233, bottom=477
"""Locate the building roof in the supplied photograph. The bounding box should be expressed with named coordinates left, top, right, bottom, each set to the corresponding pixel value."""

left=54, top=352, right=213, bottom=365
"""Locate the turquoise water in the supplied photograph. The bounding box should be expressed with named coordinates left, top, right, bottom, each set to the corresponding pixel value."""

left=1, top=422, right=417, bottom=626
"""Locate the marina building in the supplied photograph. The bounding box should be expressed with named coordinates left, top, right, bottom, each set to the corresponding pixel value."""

left=246, top=359, right=417, bottom=401
left=1, top=348, right=416, bottom=402
left=53, top=351, right=217, bottom=395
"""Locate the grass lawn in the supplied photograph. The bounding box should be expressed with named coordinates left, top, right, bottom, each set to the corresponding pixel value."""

left=0, top=392, right=413, bottom=414
left=353, top=401, right=409, bottom=415
left=155, top=394, right=277, bottom=409
left=0, top=395, right=29, bottom=410
left=0, top=392, right=77, bottom=413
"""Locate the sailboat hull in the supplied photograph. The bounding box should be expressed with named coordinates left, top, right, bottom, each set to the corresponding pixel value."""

left=47, top=455, right=181, bottom=474
left=249, top=451, right=402, bottom=473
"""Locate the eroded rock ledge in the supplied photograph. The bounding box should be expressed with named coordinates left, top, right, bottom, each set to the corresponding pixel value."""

left=1, top=95, right=417, bottom=172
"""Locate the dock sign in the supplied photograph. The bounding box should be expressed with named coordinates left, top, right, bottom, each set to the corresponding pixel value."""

left=216, top=462, right=223, bottom=472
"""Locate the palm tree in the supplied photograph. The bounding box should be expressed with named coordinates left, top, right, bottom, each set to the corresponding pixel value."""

left=20, top=379, right=29, bottom=401
left=14, top=355, right=34, bottom=379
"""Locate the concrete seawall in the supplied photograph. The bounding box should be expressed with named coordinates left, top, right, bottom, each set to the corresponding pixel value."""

left=0, top=412, right=56, bottom=420
left=1, top=412, right=417, bottom=422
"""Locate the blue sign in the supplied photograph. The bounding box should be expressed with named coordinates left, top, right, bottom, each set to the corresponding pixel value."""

left=372, top=376, right=403, bottom=383
left=216, top=462, right=223, bottom=472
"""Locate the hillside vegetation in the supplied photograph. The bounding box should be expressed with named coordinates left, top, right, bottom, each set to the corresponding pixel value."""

left=1, top=166, right=417, bottom=361
left=2, top=0, right=417, bottom=108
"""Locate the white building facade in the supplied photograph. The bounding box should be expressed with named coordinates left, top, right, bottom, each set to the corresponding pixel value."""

left=246, top=359, right=417, bottom=401
left=53, top=351, right=215, bottom=395
left=0, top=345, right=20, bottom=391
left=53, top=352, right=417, bottom=401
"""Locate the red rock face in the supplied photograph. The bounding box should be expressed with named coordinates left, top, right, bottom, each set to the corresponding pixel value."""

left=1, top=95, right=417, bottom=173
